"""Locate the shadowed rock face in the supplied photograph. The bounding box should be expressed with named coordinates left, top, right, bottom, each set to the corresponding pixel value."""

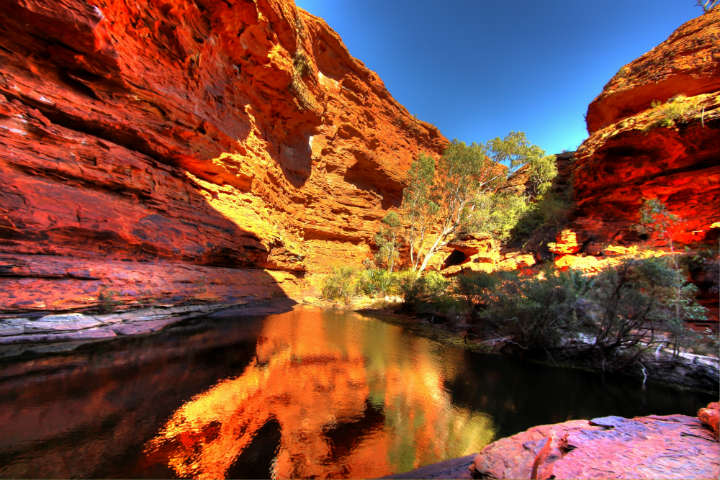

left=0, top=0, right=447, bottom=311
left=569, top=9, right=720, bottom=250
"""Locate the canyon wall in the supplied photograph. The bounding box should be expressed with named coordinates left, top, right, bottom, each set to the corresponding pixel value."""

left=569, top=8, right=720, bottom=250
left=2, top=1, right=718, bottom=314
left=0, top=0, right=447, bottom=311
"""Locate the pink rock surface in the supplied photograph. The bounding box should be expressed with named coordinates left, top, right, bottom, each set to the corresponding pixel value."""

left=470, top=413, right=720, bottom=480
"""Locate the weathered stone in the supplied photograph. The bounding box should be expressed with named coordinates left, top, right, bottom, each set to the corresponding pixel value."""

left=698, top=402, right=720, bottom=439
left=571, top=9, right=720, bottom=250
left=26, top=313, right=103, bottom=332
left=111, top=318, right=179, bottom=336
left=548, top=229, right=582, bottom=255
left=0, top=324, right=25, bottom=337
left=0, top=328, right=117, bottom=345
left=586, top=10, right=720, bottom=133
left=385, top=455, right=474, bottom=479
left=0, top=0, right=447, bottom=312
left=469, top=413, right=720, bottom=480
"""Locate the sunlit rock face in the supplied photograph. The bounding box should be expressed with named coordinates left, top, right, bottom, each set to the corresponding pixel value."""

left=586, top=11, right=720, bottom=133
left=0, top=0, right=447, bottom=311
left=570, top=9, right=720, bottom=250
left=470, top=410, right=720, bottom=480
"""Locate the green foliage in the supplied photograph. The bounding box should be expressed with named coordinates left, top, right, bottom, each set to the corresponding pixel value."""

left=476, top=269, right=591, bottom=352
left=651, top=95, right=695, bottom=128
left=290, top=49, right=317, bottom=111
left=510, top=189, right=571, bottom=244
left=487, top=131, right=542, bottom=171
left=322, top=267, right=424, bottom=301
left=696, top=0, right=719, bottom=13
left=293, top=50, right=311, bottom=77
left=400, top=133, right=557, bottom=272
left=487, top=132, right=557, bottom=197
left=526, top=152, right=558, bottom=198
left=410, top=256, right=706, bottom=366
left=374, top=212, right=401, bottom=272
left=469, top=192, right=529, bottom=241
left=587, top=257, right=706, bottom=363
left=419, top=140, right=503, bottom=271
left=400, top=141, right=505, bottom=272
left=400, top=270, right=462, bottom=317
left=97, top=287, right=120, bottom=313
left=401, top=154, right=437, bottom=270
left=454, top=271, right=503, bottom=312
left=476, top=133, right=562, bottom=243
left=357, top=268, right=403, bottom=296
left=638, top=198, right=679, bottom=244
left=400, top=271, right=449, bottom=303
left=321, top=267, right=357, bottom=303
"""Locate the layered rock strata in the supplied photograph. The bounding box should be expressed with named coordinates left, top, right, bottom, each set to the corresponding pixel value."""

left=0, top=0, right=446, bottom=312
left=569, top=9, right=720, bottom=250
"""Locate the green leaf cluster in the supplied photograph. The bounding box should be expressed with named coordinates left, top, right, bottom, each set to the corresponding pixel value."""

left=393, top=132, right=564, bottom=271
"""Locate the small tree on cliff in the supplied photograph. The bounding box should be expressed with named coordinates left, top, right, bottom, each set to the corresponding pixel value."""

left=638, top=198, right=706, bottom=356
left=487, top=131, right=555, bottom=198
left=696, top=0, right=719, bottom=13
left=639, top=198, right=679, bottom=255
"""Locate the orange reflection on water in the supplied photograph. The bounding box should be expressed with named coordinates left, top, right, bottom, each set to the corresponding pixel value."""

left=144, top=308, right=495, bottom=478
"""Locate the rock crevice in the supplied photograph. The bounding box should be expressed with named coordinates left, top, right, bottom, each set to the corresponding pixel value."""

left=0, top=0, right=447, bottom=311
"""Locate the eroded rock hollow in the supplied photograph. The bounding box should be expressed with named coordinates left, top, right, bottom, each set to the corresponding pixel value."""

left=0, top=0, right=447, bottom=311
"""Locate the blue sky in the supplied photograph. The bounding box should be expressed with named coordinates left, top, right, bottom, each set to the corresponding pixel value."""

left=295, top=0, right=701, bottom=154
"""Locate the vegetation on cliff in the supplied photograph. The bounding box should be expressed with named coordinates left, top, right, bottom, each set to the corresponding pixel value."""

left=381, top=132, right=559, bottom=273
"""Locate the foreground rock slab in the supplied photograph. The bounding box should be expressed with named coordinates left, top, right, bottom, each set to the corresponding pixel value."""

left=470, top=413, right=719, bottom=480
left=392, top=405, right=720, bottom=480
left=0, top=303, right=240, bottom=358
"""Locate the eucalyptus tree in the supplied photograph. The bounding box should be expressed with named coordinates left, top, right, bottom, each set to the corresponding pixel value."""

left=397, top=132, right=556, bottom=272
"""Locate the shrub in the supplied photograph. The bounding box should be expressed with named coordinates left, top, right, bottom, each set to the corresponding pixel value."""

left=357, top=268, right=401, bottom=296
left=472, top=192, right=530, bottom=241
left=479, top=269, right=591, bottom=353
left=585, top=257, right=706, bottom=366
left=321, top=267, right=357, bottom=302
left=697, top=0, right=719, bottom=14
left=454, top=270, right=503, bottom=314
left=402, top=271, right=448, bottom=299
left=652, top=95, right=695, bottom=128
left=292, top=50, right=311, bottom=77
left=97, top=287, right=120, bottom=313
left=395, top=269, right=461, bottom=317
left=374, top=212, right=401, bottom=272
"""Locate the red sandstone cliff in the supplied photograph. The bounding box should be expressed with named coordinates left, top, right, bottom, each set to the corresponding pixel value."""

left=570, top=9, right=720, bottom=249
left=0, top=0, right=447, bottom=311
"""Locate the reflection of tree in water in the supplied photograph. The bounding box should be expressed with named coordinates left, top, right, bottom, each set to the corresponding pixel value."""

left=144, top=308, right=495, bottom=479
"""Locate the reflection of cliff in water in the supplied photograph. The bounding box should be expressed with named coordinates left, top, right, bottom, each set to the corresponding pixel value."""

left=144, top=308, right=495, bottom=479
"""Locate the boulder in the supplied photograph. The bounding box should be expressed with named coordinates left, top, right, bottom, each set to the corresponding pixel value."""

left=470, top=411, right=720, bottom=480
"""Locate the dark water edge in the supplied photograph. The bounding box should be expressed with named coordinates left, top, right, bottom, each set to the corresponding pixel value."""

left=0, top=305, right=714, bottom=479
left=362, top=308, right=720, bottom=395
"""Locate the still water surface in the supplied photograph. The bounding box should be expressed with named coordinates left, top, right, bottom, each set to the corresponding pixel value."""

left=0, top=306, right=713, bottom=478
